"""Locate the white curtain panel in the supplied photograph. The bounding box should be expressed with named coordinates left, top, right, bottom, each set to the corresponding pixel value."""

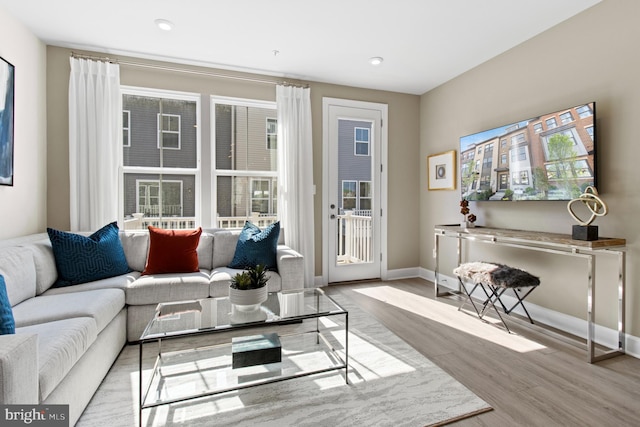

left=68, top=58, right=121, bottom=232
left=276, top=85, right=315, bottom=287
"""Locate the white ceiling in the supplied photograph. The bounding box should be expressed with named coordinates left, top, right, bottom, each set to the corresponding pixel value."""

left=0, top=0, right=600, bottom=95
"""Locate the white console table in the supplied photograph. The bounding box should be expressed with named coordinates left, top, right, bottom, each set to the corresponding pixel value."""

left=433, top=224, right=626, bottom=363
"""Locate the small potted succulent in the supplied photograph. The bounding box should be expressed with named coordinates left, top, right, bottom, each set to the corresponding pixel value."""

left=229, top=264, right=269, bottom=313
left=460, top=200, right=477, bottom=228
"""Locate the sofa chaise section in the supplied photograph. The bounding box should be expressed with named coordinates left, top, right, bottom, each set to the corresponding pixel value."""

left=0, top=224, right=305, bottom=424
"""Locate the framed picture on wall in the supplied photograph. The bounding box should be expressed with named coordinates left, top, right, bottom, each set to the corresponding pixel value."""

left=427, top=150, right=456, bottom=191
left=0, top=55, right=15, bottom=186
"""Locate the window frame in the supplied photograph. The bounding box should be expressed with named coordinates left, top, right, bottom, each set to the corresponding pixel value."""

left=211, top=95, right=278, bottom=228
left=354, top=127, right=370, bottom=156
left=120, top=86, right=201, bottom=228
left=136, top=179, right=184, bottom=217
left=123, top=110, right=131, bottom=147
left=342, top=180, right=357, bottom=211
left=157, top=113, right=182, bottom=150
left=266, top=117, right=277, bottom=150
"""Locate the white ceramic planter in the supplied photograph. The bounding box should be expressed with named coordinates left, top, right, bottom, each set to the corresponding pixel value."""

left=229, top=286, right=268, bottom=312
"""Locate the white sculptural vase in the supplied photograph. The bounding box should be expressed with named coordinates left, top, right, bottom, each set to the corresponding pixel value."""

left=229, top=286, right=268, bottom=313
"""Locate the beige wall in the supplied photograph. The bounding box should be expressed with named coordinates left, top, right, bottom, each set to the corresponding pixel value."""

left=420, top=0, right=640, bottom=338
left=0, top=6, right=47, bottom=239
left=46, top=47, right=421, bottom=276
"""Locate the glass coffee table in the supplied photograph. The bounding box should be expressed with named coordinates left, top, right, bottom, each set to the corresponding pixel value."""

left=138, top=288, right=348, bottom=425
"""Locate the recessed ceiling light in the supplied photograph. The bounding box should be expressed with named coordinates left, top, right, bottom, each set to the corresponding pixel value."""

left=154, top=19, right=173, bottom=31
left=369, top=57, right=384, bottom=66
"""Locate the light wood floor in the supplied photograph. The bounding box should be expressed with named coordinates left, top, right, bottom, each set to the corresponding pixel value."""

left=324, top=278, right=640, bottom=427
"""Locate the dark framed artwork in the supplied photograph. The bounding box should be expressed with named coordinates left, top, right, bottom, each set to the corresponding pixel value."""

left=0, top=55, right=14, bottom=186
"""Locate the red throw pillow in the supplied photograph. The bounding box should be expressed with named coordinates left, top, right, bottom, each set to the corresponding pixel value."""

left=142, top=226, right=202, bottom=275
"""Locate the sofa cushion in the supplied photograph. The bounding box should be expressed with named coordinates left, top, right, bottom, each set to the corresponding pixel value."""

left=212, top=230, right=240, bottom=269
left=142, top=226, right=202, bottom=275
left=25, top=240, right=58, bottom=295
left=0, top=275, right=15, bottom=334
left=12, top=289, right=125, bottom=333
left=126, top=271, right=211, bottom=305
left=228, top=221, right=280, bottom=270
left=47, top=222, right=132, bottom=287
left=17, top=317, right=98, bottom=401
left=196, top=232, right=214, bottom=270
left=0, top=246, right=36, bottom=306
left=42, top=271, right=140, bottom=296
left=119, top=231, right=149, bottom=273
left=210, top=267, right=282, bottom=298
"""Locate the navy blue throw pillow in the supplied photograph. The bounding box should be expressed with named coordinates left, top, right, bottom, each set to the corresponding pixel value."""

left=0, top=275, right=15, bottom=335
left=47, top=222, right=132, bottom=287
left=228, top=221, right=280, bottom=271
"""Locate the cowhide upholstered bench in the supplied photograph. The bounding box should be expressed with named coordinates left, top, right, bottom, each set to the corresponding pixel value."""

left=453, top=261, right=540, bottom=332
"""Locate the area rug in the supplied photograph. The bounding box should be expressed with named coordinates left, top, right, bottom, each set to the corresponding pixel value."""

left=77, top=293, right=491, bottom=426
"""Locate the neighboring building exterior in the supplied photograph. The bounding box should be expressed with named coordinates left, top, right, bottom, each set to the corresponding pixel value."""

left=337, top=119, right=372, bottom=214
left=122, top=91, right=278, bottom=228
left=122, top=93, right=198, bottom=219
left=460, top=103, right=595, bottom=200
left=213, top=102, right=278, bottom=220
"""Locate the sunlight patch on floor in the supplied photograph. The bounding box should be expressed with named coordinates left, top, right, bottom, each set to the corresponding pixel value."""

left=353, top=286, right=546, bottom=353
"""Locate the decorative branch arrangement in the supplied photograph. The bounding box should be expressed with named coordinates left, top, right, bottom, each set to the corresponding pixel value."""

left=460, top=200, right=476, bottom=225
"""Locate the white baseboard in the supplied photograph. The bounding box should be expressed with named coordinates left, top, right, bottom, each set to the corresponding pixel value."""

left=320, top=267, right=639, bottom=359
left=411, top=268, right=639, bottom=360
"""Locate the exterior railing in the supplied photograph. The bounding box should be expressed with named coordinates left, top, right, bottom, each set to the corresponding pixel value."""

left=123, top=214, right=196, bottom=230
left=337, top=211, right=373, bottom=264
left=123, top=212, right=278, bottom=231
left=138, top=205, right=183, bottom=216
left=216, top=213, right=278, bottom=229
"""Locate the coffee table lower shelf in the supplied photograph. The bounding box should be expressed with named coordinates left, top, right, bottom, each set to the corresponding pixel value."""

left=138, top=329, right=348, bottom=424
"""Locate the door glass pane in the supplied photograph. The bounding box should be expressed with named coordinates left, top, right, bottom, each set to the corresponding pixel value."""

left=337, top=119, right=373, bottom=265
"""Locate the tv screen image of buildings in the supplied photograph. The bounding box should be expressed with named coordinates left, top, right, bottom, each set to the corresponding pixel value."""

left=459, top=102, right=595, bottom=202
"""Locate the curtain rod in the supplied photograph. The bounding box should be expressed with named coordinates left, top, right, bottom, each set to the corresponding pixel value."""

left=70, top=52, right=309, bottom=88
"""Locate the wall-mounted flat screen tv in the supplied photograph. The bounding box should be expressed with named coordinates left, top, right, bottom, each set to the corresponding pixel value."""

left=460, top=102, right=596, bottom=201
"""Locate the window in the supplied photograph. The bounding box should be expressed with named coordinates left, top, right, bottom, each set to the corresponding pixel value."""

left=545, top=160, right=592, bottom=180
left=511, top=133, right=525, bottom=145
left=354, top=127, right=370, bottom=156
left=501, top=139, right=507, bottom=148
left=266, top=118, right=277, bottom=150
left=576, top=105, right=592, bottom=118
left=546, top=117, right=557, bottom=129
left=560, top=111, right=574, bottom=124
left=533, top=122, right=543, bottom=133
left=123, top=110, right=131, bottom=147
left=342, top=180, right=357, bottom=210
left=121, top=87, right=200, bottom=230
left=501, top=153, right=507, bottom=164
left=561, top=130, right=577, bottom=145
left=212, top=97, right=278, bottom=228
left=341, top=180, right=371, bottom=212
left=585, top=125, right=594, bottom=140
left=510, top=146, right=527, bottom=162
left=359, top=181, right=371, bottom=211
left=512, top=170, right=529, bottom=185
left=251, top=178, right=277, bottom=214
left=136, top=180, right=183, bottom=216
left=158, top=113, right=181, bottom=149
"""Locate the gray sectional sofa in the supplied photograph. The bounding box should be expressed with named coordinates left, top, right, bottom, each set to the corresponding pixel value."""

left=0, top=228, right=304, bottom=425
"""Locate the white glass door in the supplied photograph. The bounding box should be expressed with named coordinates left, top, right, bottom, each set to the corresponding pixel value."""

left=323, top=99, right=386, bottom=283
